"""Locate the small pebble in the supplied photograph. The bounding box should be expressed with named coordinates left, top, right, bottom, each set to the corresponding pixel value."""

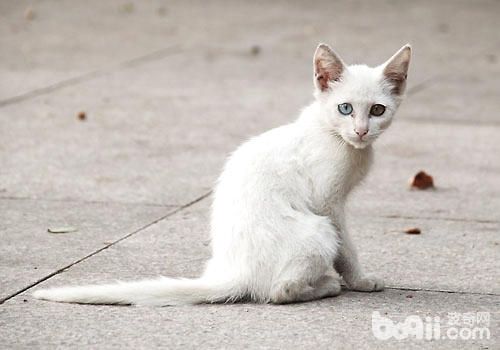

left=486, top=54, right=497, bottom=63
left=157, top=7, right=167, bottom=16
left=250, top=45, right=261, bottom=56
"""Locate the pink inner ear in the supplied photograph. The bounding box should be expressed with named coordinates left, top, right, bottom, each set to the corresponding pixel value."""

left=383, top=47, right=410, bottom=95
left=315, top=58, right=342, bottom=91
left=315, top=66, right=331, bottom=91
left=384, top=70, right=407, bottom=95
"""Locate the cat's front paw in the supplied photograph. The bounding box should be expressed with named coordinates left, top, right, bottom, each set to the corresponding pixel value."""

left=348, top=276, right=384, bottom=292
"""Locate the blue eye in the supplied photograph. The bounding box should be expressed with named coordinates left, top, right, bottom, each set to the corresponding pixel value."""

left=338, top=103, right=353, bottom=115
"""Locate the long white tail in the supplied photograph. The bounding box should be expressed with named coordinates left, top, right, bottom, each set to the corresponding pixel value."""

left=32, top=277, right=239, bottom=306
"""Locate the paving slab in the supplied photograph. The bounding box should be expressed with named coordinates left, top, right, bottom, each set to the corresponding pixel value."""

left=1, top=47, right=500, bottom=219
left=0, top=0, right=198, bottom=101
left=1, top=45, right=292, bottom=206
left=351, top=215, right=499, bottom=295
left=27, top=198, right=498, bottom=304
left=2, top=283, right=497, bottom=349
left=11, top=196, right=496, bottom=348
left=2, top=0, right=499, bottom=211
left=349, top=120, right=500, bottom=222
left=0, top=198, right=173, bottom=302
left=3, top=196, right=499, bottom=348
left=2, top=0, right=499, bottom=123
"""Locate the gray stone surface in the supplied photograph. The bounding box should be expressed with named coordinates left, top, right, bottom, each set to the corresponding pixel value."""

left=2, top=0, right=499, bottom=122
left=2, top=52, right=500, bottom=213
left=26, top=199, right=500, bottom=295
left=15, top=199, right=498, bottom=349
left=1, top=289, right=497, bottom=350
left=350, top=120, right=500, bottom=221
left=0, top=0, right=498, bottom=348
left=0, top=198, right=173, bottom=302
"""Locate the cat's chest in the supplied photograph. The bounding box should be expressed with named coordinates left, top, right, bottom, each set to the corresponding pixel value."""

left=299, top=142, right=373, bottom=212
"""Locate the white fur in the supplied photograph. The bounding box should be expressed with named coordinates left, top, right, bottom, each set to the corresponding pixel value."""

left=33, top=44, right=411, bottom=306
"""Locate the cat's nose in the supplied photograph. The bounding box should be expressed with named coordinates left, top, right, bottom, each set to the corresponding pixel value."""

left=354, top=128, right=369, bottom=138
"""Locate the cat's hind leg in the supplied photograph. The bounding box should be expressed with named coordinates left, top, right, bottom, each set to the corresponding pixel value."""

left=267, top=211, right=340, bottom=304
left=313, top=274, right=342, bottom=298
left=269, top=254, right=341, bottom=304
left=270, top=273, right=341, bottom=304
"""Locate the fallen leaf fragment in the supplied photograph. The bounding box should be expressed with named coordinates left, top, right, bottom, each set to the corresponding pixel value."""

left=409, top=170, right=434, bottom=190
left=24, top=7, right=35, bottom=20
left=404, top=227, right=421, bottom=235
left=48, top=227, right=78, bottom=234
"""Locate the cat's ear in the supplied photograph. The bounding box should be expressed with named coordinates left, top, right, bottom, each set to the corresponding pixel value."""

left=313, top=43, right=346, bottom=92
left=382, top=44, right=411, bottom=95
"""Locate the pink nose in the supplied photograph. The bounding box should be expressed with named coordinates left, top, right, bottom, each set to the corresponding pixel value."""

left=354, top=128, right=369, bottom=137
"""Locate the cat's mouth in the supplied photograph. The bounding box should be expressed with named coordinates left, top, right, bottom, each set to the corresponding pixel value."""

left=344, top=136, right=371, bottom=149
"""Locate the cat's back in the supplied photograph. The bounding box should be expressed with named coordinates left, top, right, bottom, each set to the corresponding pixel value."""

left=211, top=122, right=305, bottom=217
left=221, top=122, right=302, bottom=178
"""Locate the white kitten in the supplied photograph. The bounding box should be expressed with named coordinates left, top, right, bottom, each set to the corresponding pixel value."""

left=33, top=43, right=411, bottom=306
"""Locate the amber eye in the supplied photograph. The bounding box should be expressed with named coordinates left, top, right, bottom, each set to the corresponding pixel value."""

left=370, top=104, right=386, bottom=116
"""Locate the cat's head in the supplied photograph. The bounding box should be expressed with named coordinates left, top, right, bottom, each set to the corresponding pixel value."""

left=313, top=43, right=411, bottom=149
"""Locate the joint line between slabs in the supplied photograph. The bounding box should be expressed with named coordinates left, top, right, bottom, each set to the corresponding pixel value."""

left=0, top=190, right=212, bottom=305
left=0, top=45, right=182, bottom=108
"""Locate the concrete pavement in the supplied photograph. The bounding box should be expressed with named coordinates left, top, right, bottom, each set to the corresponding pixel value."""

left=1, top=0, right=498, bottom=348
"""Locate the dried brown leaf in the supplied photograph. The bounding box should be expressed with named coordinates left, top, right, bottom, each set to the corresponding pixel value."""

left=409, top=171, right=434, bottom=190
left=404, top=227, right=421, bottom=234
left=24, top=7, right=35, bottom=20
